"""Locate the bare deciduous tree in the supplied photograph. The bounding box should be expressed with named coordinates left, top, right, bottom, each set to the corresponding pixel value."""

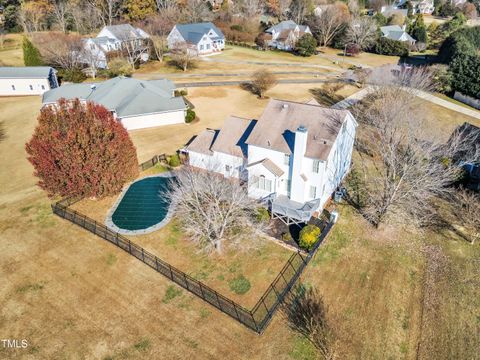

left=165, top=165, right=261, bottom=254
left=289, top=0, right=312, bottom=24
left=309, top=2, right=350, bottom=47
left=282, top=285, right=336, bottom=360
left=51, top=0, right=69, bottom=33
left=144, top=11, right=179, bottom=62
left=87, top=0, right=122, bottom=26
left=169, top=43, right=197, bottom=71
left=451, top=189, right=480, bottom=245
left=250, top=69, right=277, bottom=98
left=345, top=16, right=377, bottom=51
left=185, top=0, right=213, bottom=22
left=156, top=0, right=177, bottom=10
left=240, top=0, right=264, bottom=18
left=33, top=33, right=84, bottom=70
left=347, top=67, right=475, bottom=228
left=69, top=0, right=104, bottom=34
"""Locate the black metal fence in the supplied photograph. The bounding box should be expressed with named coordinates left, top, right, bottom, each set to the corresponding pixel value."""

left=51, top=198, right=333, bottom=334
left=138, top=154, right=167, bottom=172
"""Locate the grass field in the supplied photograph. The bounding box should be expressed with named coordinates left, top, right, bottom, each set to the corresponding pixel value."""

left=70, top=194, right=293, bottom=308
left=0, top=34, right=23, bottom=67
left=0, top=91, right=478, bottom=359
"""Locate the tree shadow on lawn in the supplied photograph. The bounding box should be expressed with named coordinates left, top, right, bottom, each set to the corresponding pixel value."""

left=0, top=121, right=5, bottom=143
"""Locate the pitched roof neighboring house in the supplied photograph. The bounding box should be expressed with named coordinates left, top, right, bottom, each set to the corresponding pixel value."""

left=247, top=158, right=285, bottom=177
left=185, top=116, right=256, bottom=158
left=245, top=99, right=351, bottom=161
left=174, top=22, right=225, bottom=45
left=42, top=77, right=186, bottom=118
left=100, top=24, right=149, bottom=41
left=380, top=5, right=408, bottom=17
left=380, top=25, right=416, bottom=43
left=0, top=66, right=56, bottom=78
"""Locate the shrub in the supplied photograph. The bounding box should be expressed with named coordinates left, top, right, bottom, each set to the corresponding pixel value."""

left=185, top=109, right=196, bottom=123
left=58, top=68, right=86, bottom=83
left=346, top=43, right=361, bottom=56
left=168, top=153, right=181, bottom=167
left=22, top=37, right=43, bottom=66
left=255, top=207, right=270, bottom=223
left=106, top=58, right=133, bottom=78
left=295, top=33, right=317, bottom=57
left=230, top=24, right=243, bottom=32
left=374, top=37, right=409, bottom=57
left=299, top=224, right=321, bottom=251
left=228, top=275, right=251, bottom=295
left=25, top=99, right=139, bottom=198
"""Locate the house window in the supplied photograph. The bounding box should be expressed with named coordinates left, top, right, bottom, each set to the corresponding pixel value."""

left=258, top=175, right=272, bottom=192
left=90, top=43, right=95, bottom=50
left=29, top=85, right=33, bottom=90
left=312, top=159, right=320, bottom=173
left=41, top=85, right=45, bottom=90
left=285, top=179, right=291, bottom=192
left=309, top=186, right=317, bottom=199
left=284, top=154, right=290, bottom=165
left=206, top=44, right=210, bottom=50
left=225, top=165, right=231, bottom=172
left=200, top=45, right=204, bottom=50
left=11, top=85, right=15, bottom=91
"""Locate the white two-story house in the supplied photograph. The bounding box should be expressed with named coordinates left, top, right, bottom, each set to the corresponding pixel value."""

left=265, top=20, right=312, bottom=51
left=82, top=24, right=150, bottom=69
left=184, top=99, right=357, bottom=224
left=167, top=22, right=225, bottom=56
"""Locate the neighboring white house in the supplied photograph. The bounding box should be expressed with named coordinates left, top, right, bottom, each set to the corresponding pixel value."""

left=42, top=77, right=187, bottom=130
left=184, top=99, right=358, bottom=224
left=167, top=22, right=225, bottom=56
left=0, top=66, right=58, bottom=96
left=264, top=20, right=312, bottom=51
left=380, top=25, right=416, bottom=45
left=82, top=24, right=150, bottom=69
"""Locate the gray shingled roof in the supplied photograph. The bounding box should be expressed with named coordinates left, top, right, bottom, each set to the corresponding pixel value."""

left=266, top=20, right=297, bottom=33
left=175, top=22, right=224, bottom=45
left=42, top=77, right=186, bottom=118
left=0, top=66, right=55, bottom=79
left=380, top=25, right=415, bottom=42
left=245, top=99, right=351, bottom=161
left=104, top=24, right=148, bottom=40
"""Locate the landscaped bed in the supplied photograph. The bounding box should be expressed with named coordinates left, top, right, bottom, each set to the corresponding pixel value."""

left=69, top=179, right=294, bottom=308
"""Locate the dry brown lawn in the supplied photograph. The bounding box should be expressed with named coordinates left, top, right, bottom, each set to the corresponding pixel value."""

left=0, top=94, right=478, bottom=359
left=0, top=34, right=24, bottom=67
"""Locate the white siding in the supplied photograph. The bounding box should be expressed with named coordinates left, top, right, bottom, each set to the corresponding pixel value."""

left=0, top=78, right=52, bottom=96
left=188, top=150, right=244, bottom=179
left=120, top=110, right=186, bottom=130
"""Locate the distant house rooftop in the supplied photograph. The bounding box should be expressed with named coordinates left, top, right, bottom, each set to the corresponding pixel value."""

left=175, top=22, right=224, bottom=45
left=0, top=66, right=56, bottom=79
left=102, top=24, right=149, bottom=40
left=42, top=77, right=185, bottom=118
left=380, top=25, right=416, bottom=43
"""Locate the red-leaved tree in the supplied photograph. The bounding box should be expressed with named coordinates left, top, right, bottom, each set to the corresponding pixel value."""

left=26, top=99, right=139, bottom=198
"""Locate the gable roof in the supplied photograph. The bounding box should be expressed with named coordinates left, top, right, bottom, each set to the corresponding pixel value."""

left=42, top=77, right=186, bottom=118
left=380, top=25, right=416, bottom=42
left=210, top=116, right=256, bottom=158
left=266, top=20, right=297, bottom=33
left=245, top=99, right=352, bottom=161
left=247, top=158, right=285, bottom=177
left=175, top=22, right=224, bottom=45
left=185, top=116, right=256, bottom=158
left=0, top=66, right=54, bottom=79
left=102, top=24, right=148, bottom=40
left=185, top=129, right=218, bottom=155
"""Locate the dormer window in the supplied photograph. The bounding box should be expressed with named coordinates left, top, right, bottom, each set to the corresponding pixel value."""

left=312, top=159, right=320, bottom=173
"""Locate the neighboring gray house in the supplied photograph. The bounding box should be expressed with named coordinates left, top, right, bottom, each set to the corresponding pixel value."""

left=167, top=22, right=225, bottom=56
left=380, top=25, right=416, bottom=45
left=0, top=67, right=58, bottom=96
left=265, top=20, right=312, bottom=51
left=82, top=24, right=150, bottom=69
left=42, top=77, right=187, bottom=130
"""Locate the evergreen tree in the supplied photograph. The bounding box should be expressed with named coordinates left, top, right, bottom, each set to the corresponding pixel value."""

left=412, top=14, right=428, bottom=44
left=22, top=37, right=43, bottom=66
left=295, top=33, right=317, bottom=56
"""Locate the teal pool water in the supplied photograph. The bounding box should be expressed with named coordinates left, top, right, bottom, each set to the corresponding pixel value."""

left=111, top=176, right=174, bottom=232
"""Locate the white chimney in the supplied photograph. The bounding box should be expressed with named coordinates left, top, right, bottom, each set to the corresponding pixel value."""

left=290, top=125, right=308, bottom=203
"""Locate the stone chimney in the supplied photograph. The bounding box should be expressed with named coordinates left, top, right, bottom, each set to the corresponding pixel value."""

left=290, top=125, right=308, bottom=203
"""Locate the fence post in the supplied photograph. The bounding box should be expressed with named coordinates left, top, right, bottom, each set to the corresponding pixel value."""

left=184, top=273, right=189, bottom=290
left=115, top=233, right=119, bottom=246
left=169, top=264, right=173, bottom=280
left=142, top=248, right=145, bottom=261
left=128, top=240, right=132, bottom=254
left=155, top=257, right=159, bottom=271
left=215, top=293, right=223, bottom=311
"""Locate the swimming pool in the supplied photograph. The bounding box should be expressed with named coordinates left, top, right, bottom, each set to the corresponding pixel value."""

left=105, top=173, right=175, bottom=235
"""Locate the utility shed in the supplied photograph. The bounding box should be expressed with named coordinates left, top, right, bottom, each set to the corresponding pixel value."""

left=0, top=67, right=58, bottom=96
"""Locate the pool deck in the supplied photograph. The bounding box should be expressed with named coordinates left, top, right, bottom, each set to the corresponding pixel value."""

left=105, top=172, right=176, bottom=235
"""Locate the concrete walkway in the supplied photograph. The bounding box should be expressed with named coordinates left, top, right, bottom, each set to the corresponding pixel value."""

left=332, top=86, right=480, bottom=120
